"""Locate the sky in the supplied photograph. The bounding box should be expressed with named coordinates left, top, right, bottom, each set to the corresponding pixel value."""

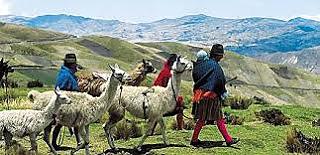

left=0, top=0, right=320, bottom=23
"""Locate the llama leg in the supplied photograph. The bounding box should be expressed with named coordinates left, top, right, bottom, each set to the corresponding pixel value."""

left=71, top=126, right=86, bottom=155
left=84, top=125, right=90, bottom=155
left=158, top=117, right=168, bottom=145
left=68, top=127, right=74, bottom=136
left=3, top=129, right=13, bottom=150
left=43, top=124, right=58, bottom=155
left=104, top=111, right=124, bottom=150
left=149, top=122, right=158, bottom=136
left=52, top=124, right=63, bottom=149
left=104, top=120, right=117, bottom=150
left=136, top=119, right=157, bottom=151
left=29, top=133, right=38, bottom=153
left=74, top=127, right=82, bottom=147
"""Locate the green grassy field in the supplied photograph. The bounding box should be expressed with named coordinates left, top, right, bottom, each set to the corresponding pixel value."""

left=0, top=23, right=69, bottom=43
left=0, top=89, right=319, bottom=155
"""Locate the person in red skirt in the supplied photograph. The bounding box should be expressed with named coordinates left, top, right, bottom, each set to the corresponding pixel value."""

left=152, top=54, right=185, bottom=132
left=190, top=44, right=239, bottom=146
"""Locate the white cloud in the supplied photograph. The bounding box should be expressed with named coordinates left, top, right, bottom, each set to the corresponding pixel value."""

left=0, top=0, right=10, bottom=15
left=300, top=15, right=320, bottom=21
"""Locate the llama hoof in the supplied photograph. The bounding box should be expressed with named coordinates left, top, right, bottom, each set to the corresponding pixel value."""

left=49, top=151, right=58, bottom=155
left=29, top=150, right=37, bottom=155
left=111, top=147, right=119, bottom=152
left=135, top=146, right=142, bottom=152
left=49, top=147, right=58, bottom=154
left=51, top=151, right=58, bottom=155
left=77, top=143, right=85, bottom=149
left=52, top=144, right=62, bottom=151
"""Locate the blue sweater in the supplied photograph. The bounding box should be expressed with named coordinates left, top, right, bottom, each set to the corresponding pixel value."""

left=55, top=66, right=79, bottom=91
left=192, top=59, right=226, bottom=96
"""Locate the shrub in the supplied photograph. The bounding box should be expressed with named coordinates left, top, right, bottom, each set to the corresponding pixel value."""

left=224, top=112, right=244, bottom=125
left=112, top=119, right=143, bottom=141
left=4, top=140, right=30, bottom=155
left=27, top=80, right=43, bottom=88
left=171, top=118, right=195, bottom=130
left=183, top=119, right=195, bottom=130
left=252, top=96, right=270, bottom=105
left=225, top=96, right=253, bottom=110
left=255, top=108, right=291, bottom=126
left=286, top=129, right=320, bottom=154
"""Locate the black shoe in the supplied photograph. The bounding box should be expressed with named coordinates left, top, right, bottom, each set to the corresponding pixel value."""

left=190, top=139, right=202, bottom=147
left=226, top=138, right=240, bottom=146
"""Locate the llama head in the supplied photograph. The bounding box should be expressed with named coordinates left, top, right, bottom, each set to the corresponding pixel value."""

left=108, top=64, right=132, bottom=83
left=141, top=59, right=157, bottom=74
left=54, top=87, right=72, bottom=105
left=171, top=56, right=193, bottom=73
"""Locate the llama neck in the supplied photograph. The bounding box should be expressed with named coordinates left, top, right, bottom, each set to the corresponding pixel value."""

left=166, top=71, right=182, bottom=105
left=43, top=95, right=61, bottom=118
left=98, top=74, right=120, bottom=110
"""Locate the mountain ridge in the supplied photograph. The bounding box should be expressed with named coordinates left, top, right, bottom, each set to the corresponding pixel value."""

left=1, top=14, right=320, bottom=50
left=1, top=14, right=320, bottom=74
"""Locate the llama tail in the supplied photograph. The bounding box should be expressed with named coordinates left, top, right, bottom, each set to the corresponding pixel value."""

left=27, top=90, right=40, bottom=102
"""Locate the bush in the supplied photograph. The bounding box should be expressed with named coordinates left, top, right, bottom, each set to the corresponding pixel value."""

left=171, top=118, right=195, bottom=130
left=255, top=108, right=291, bottom=126
left=112, top=119, right=142, bottom=141
left=27, top=80, right=43, bottom=88
left=184, top=119, right=195, bottom=130
left=224, top=112, right=244, bottom=125
left=286, top=129, right=320, bottom=154
left=252, top=96, right=270, bottom=105
left=4, top=140, right=30, bottom=155
left=225, top=96, right=253, bottom=110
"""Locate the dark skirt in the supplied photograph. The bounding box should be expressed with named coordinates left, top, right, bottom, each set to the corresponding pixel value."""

left=192, top=98, right=223, bottom=124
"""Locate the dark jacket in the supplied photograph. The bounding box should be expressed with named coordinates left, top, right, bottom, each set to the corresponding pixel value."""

left=55, top=65, right=79, bottom=91
left=192, top=59, right=226, bottom=96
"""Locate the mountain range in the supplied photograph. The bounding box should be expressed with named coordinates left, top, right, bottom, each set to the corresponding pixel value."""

left=1, top=14, right=320, bottom=73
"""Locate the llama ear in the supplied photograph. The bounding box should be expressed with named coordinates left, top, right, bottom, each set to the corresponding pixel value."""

left=142, top=59, right=146, bottom=64
left=92, top=72, right=100, bottom=78
left=54, top=87, right=61, bottom=96
left=0, top=58, right=3, bottom=64
left=108, top=64, right=115, bottom=72
left=92, top=72, right=108, bottom=80
left=114, top=64, right=119, bottom=69
left=177, top=55, right=181, bottom=62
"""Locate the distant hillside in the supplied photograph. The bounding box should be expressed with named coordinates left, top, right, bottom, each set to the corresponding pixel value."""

left=2, top=14, right=320, bottom=56
left=255, top=46, right=320, bottom=74
left=0, top=22, right=72, bottom=44
left=0, top=25, right=320, bottom=107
